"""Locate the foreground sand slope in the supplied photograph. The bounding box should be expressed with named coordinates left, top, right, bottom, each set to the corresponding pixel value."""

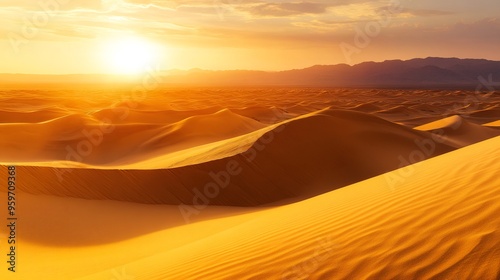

left=83, top=136, right=500, bottom=280
left=6, top=109, right=455, bottom=205
left=0, top=137, right=498, bottom=280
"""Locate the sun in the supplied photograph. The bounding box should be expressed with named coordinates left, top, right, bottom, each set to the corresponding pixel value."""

left=102, top=36, right=159, bottom=74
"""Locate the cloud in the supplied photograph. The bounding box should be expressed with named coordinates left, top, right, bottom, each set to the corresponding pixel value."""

left=0, top=0, right=104, bottom=11
left=235, top=1, right=384, bottom=17
left=243, top=2, right=330, bottom=17
left=186, top=15, right=500, bottom=51
left=377, top=6, right=454, bottom=17
left=0, top=2, right=192, bottom=43
left=1, top=0, right=498, bottom=55
left=405, top=9, right=453, bottom=17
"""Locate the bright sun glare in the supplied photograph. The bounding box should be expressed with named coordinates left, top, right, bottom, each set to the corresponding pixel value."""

left=103, top=37, right=158, bottom=74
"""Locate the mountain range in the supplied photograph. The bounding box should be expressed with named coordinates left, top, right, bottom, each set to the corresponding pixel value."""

left=2, top=57, right=500, bottom=88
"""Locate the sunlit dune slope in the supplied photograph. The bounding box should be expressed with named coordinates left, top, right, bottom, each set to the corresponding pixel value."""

left=415, top=115, right=500, bottom=147
left=1, top=137, right=498, bottom=280
left=6, top=109, right=455, bottom=205
left=484, top=120, right=500, bottom=127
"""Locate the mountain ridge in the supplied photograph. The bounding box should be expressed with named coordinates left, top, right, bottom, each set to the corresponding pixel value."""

left=1, top=57, right=499, bottom=88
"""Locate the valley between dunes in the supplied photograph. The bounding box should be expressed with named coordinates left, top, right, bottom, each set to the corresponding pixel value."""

left=0, top=88, right=499, bottom=279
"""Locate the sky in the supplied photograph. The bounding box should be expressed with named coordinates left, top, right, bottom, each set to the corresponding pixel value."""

left=1, top=0, right=499, bottom=74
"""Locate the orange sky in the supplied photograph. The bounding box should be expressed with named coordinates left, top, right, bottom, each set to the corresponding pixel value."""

left=1, top=0, right=499, bottom=74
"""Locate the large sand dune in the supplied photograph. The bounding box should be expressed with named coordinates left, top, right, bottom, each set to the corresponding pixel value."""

left=3, top=109, right=456, bottom=206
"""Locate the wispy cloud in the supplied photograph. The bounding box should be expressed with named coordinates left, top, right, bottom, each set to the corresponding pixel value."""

left=242, top=2, right=331, bottom=17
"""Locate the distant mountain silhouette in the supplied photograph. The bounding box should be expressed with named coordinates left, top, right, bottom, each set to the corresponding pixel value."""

left=1, top=57, right=499, bottom=88
left=165, top=57, right=500, bottom=88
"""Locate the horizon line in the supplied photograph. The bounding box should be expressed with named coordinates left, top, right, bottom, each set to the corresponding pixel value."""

left=1, top=56, right=498, bottom=76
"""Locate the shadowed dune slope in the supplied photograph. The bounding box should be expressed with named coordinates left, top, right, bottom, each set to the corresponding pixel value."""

left=5, top=110, right=455, bottom=206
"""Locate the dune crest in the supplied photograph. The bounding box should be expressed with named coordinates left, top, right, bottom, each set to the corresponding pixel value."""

left=484, top=120, right=500, bottom=127
left=415, top=115, right=500, bottom=147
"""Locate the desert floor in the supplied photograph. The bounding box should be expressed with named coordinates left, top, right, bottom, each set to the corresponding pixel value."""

left=0, top=87, right=499, bottom=279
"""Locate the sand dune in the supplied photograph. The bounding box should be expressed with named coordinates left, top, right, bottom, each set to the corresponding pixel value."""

left=415, top=115, right=500, bottom=147
left=468, top=104, right=500, bottom=119
left=0, top=109, right=266, bottom=166
left=346, top=101, right=382, bottom=113
left=1, top=88, right=498, bottom=127
left=375, top=104, right=417, bottom=116
left=0, top=88, right=499, bottom=280
left=0, top=109, right=64, bottom=123
left=231, top=106, right=291, bottom=123
left=91, top=106, right=222, bottom=124
left=2, top=109, right=457, bottom=206
left=1, top=136, right=498, bottom=280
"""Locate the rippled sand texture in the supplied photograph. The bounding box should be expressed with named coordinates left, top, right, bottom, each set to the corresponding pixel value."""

left=0, top=87, right=499, bottom=279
